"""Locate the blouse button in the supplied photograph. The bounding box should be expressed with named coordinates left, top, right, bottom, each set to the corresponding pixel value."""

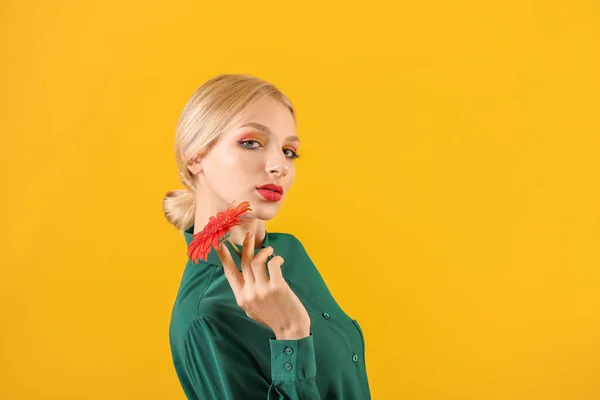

left=352, top=354, right=359, bottom=362
left=284, top=362, right=293, bottom=371
left=322, top=312, right=330, bottom=320
left=285, top=347, right=294, bottom=355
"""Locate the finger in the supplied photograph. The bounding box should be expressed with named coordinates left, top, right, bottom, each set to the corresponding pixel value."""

left=267, top=255, right=285, bottom=283
left=251, top=246, right=274, bottom=286
left=216, top=242, right=244, bottom=297
left=240, top=232, right=255, bottom=284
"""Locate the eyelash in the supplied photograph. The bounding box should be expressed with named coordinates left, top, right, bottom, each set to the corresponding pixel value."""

left=238, top=139, right=301, bottom=160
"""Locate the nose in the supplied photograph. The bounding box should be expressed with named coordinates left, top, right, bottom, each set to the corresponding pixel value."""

left=265, top=149, right=289, bottom=177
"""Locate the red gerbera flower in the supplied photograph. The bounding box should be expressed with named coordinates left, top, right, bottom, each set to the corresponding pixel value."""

left=187, top=200, right=253, bottom=263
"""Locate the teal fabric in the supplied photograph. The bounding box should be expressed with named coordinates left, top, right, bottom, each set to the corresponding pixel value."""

left=169, top=224, right=371, bottom=399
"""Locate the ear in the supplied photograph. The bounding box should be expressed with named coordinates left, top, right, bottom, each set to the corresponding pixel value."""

left=187, top=158, right=203, bottom=175
left=184, top=144, right=212, bottom=176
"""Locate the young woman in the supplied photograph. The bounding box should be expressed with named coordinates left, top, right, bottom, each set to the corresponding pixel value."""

left=163, top=74, right=371, bottom=399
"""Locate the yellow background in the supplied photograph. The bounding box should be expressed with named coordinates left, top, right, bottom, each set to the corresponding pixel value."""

left=1, top=1, right=599, bottom=399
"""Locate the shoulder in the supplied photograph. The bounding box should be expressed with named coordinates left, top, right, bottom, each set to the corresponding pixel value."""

left=269, top=231, right=299, bottom=241
left=268, top=231, right=307, bottom=250
left=268, top=232, right=315, bottom=264
left=170, top=263, right=220, bottom=346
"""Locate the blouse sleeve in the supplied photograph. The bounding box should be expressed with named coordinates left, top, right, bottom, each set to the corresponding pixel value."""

left=181, top=316, right=322, bottom=400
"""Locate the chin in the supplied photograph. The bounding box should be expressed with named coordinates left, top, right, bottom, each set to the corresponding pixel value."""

left=249, top=204, right=281, bottom=221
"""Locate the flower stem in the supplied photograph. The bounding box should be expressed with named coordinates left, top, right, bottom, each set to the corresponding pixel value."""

left=226, top=237, right=242, bottom=258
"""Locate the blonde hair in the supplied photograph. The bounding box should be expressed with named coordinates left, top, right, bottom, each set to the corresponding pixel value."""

left=162, top=74, right=296, bottom=233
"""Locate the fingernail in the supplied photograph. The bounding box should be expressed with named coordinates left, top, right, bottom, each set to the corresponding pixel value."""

left=218, top=243, right=222, bottom=250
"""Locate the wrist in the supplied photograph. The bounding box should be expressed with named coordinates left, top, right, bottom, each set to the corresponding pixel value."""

left=275, top=326, right=310, bottom=340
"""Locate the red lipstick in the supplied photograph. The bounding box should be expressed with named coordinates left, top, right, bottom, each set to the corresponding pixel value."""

left=256, top=183, right=283, bottom=202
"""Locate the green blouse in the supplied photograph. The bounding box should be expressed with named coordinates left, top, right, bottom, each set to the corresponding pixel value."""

left=169, top=225, right=372, bottom=399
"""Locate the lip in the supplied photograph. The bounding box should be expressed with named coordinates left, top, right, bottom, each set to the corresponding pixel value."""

left=256, top=183, right=283, bottom=194
left=257, top=188, right=282, bottom=202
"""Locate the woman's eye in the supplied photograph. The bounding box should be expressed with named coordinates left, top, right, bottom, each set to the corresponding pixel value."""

left=239, top=139, right=261, bottom=149
left=239, top=140, right=301, bottom=160
left=284, top=149, right=301, bottom=160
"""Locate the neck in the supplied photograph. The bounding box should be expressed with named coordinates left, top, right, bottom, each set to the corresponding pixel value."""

left=193, top=189, right=266, bottom=249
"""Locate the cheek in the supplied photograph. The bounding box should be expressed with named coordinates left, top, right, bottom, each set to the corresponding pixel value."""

left=287, top=166, right=296, bottom=179
left=287, top=172, right=295, bottom=188
left=212, top=152, right=258, bottom=183
left=203, top=151, right=240, bottom=181
left=212, top=147, right=249, bottom=169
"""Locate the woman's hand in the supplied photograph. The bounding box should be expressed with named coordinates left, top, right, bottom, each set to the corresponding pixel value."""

left=215, top=231, right=311, bottom=340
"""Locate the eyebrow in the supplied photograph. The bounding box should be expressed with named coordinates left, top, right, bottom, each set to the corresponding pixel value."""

left=239, top=122, right=300, bottom=143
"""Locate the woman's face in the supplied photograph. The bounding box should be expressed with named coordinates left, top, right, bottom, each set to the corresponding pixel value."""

left=190, top=96, right=300, bottom=221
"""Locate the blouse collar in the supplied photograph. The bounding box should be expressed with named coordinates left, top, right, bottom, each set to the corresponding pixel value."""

left=183, top=224, right=271, bottom=267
